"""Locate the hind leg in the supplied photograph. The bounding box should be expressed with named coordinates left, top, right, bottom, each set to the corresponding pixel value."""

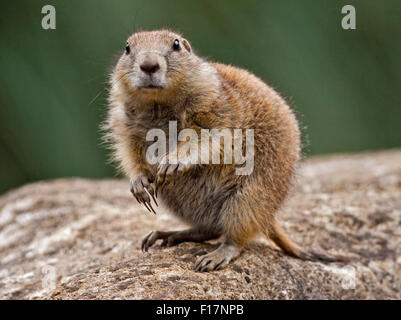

left=194, top=195, right=258, bottom=272
left=141, top=228, right=220, bottom=252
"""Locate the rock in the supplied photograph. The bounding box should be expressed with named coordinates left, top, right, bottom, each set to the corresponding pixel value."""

left=0, top=149, right=401, bottom=299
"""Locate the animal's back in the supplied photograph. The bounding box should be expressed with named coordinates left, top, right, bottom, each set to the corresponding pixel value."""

left=212, top=62, right=301, bottom=196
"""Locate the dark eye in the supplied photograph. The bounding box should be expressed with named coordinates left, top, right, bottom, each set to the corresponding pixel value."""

left=173, top=39, right=180, bottom=51
left=125, top=42, right=130, bottom=55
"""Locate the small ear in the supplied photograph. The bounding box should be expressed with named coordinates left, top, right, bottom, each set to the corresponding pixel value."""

left=182, top=38, right=192, bottom=53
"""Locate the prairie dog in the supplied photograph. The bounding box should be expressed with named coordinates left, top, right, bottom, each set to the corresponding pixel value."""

left=105, top=29, right=346, bottom=271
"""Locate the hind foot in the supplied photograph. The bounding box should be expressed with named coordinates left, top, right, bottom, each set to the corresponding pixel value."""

left=141, top=228, right=219, bottom=252
left=194, top=238, right=241, bottom=272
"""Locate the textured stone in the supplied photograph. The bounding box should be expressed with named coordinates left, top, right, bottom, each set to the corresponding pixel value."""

left=0, top=150, right=400, bottom=299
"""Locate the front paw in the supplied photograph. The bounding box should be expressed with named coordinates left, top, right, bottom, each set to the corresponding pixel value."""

left=130, top=175, right=158, bottom=214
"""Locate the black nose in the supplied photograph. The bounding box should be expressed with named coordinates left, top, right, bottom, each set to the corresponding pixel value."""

left=140, top=62, right=160, bottom=75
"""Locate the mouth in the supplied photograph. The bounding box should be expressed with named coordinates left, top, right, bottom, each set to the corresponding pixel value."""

left=138, top=83, right=164, bottom=91
left=140, top=84, right=164, bottom=90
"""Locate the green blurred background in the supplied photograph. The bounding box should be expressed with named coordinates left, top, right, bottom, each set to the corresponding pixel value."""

left=0, top=0, right=400, bottom=194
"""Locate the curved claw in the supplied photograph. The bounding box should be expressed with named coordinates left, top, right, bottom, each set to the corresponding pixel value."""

left=141, top=231, right=154, bottom=252
left=141, top=230, right=170, bottom=252
left=130, top=176, right=158, bottom=214
left=144, top=202, right=156, bottom=214
left=145, top=182, right=158, bottom=207
left=131, top=185, right=142, bottom=204
left=132, top=192, right=141, bottom=205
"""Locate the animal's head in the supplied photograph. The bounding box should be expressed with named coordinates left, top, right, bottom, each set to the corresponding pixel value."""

left=112, top=30, right=195, bottom=101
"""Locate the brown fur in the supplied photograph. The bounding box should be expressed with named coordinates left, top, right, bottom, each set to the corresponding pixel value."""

left=104, top=30, right=346, bottom=271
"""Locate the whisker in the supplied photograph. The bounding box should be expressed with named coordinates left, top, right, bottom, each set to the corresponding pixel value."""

left=88, top=70, right=134, bottom=106
left=88, top=89, right=105, bottom=106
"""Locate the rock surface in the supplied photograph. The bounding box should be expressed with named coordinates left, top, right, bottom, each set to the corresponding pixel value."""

left=0, top=150, right=401, bottom=299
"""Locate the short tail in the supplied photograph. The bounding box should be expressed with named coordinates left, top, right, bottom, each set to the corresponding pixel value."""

left=267, top=220, right=350, bottom=263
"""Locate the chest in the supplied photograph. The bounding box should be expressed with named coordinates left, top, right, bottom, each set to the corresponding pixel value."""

left=125, top=104, right=185, bottom=145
